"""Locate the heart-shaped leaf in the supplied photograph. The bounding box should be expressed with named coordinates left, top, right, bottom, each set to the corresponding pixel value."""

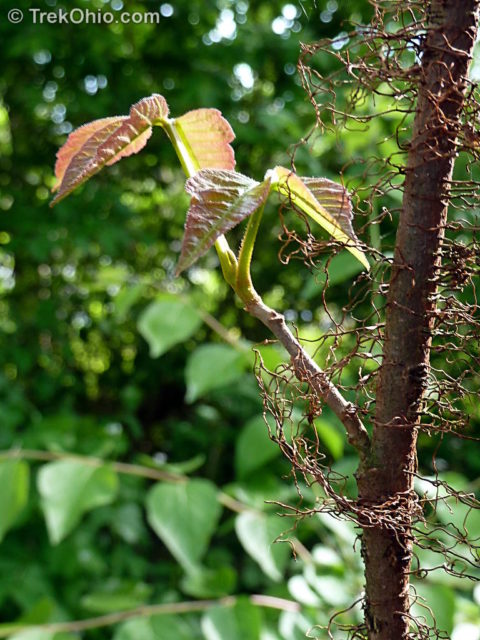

left=146, top=479, right=222, bottom=572
left=175, top=108, right=235, bottom=171
left=137, top=294, right=202, bottom=358
left=177, top=169, right=272, bottom=274
left=37, top=460, right=118, bottom=544
left=0, top=460, right=29, bottom=542
left=202, top=599, right=262, bottom=640
left=235, top=511, right=291, bottom=581
left=273, top=167, right=370, bottom=270
left=51, top=94, right=169, bottom=205
left=185, top=343, right=249, bottom=403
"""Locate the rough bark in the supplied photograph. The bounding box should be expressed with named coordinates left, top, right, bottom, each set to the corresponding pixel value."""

left=357, top=2, right=480, bottom=638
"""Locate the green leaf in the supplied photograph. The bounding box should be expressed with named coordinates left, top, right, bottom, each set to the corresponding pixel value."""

left=314, top=418, right=344, bottom=460
left=174, top=108, right=235, bottom=171
left=37, top=461, right=118, bottom=544
left=51, top=94, right=169, bottom=205
left=272, top=167, right=369, bottom=271
left=114, top=615, right=192, bottom=640
left=8, top=631, right=73, bottom=640
left=201, top=598, right=262, bottom=640
left=235, top=415, right=280, bottom=478
left=287, top=575, right=321, bottom=606
left=114, top=284, right=145, bottom=320
left=0, top=460, right=29, bottom=542
left=411, top=583, right=455, bottom=635
left=185, top=343, right=248, bottom=403
left=146, top=479, right=222, bottom=572
left=235, top=511, right=290, bottom=581
left=177, top=170, right=272, bottom=274
left=80, top=581, right=152, bottom=614
left=137, top=294, right=202, bottom=358
left=181, top=565, right=237, bottom=598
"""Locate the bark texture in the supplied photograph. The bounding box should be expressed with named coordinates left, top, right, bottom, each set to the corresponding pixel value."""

left=357, top=2, right=480, bottom=638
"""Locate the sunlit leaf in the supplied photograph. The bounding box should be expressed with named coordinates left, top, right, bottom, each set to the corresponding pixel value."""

left=37, top=461, right=118, bottom=544
left=137, top=294, right=202, bottom=358
left=177, top=169, right=271, bottom=274
left=51, top=94, right=169, bottom=205
left=273, top=167, right=370, bottom=270
left=201, top=598, right=262, bottom=640
left=235, top=414, right=280, bottom=478
left=181, top=565, right=237, bottom=598
left=146, top=479, right=222, bottom=572
left=235, top=511, right=290, bottom=581
left=8, top=631, right=74, bottom=640
left=114, top=615, right=193, bottom=640
left=185, top=343, right=249, bottom=403
left=175, top=108, right=235, bottom=171
left=0, top=460, right=29, bottom=542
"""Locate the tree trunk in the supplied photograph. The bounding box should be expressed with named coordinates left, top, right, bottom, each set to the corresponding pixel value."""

left=357, top=2, right=480, bottom=638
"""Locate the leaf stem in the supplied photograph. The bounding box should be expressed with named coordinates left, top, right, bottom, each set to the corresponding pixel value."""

left=235, top=202, right=265, bottom=303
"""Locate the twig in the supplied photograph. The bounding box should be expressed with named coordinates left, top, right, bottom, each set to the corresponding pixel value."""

left=0, top=595, right=300, bottom=637
left=0, top=449, right=270, bottom=515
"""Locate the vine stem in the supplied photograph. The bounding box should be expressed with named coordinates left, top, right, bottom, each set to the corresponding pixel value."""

left=0, top=448, right=249, bottom=513
left=0, top=595, right=300, bottom=638
left=161, top=116, right=370, bottom=456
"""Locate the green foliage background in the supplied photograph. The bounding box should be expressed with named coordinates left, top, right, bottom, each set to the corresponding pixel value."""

left=0, top=1, right=479, bottom=638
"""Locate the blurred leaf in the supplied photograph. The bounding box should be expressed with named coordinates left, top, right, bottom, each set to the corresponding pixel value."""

left=235, top=415, right=280, bottom=478
left=235, top=511, right=290, bottom=581
left=185, top=344, right=248, bottom=403
left=114, top=615, right=192, bottom=640
left=8, top=632, right=74, bottom=640
left=288, top=575, right=321, bottom=606
left=326, top=251, right=365, bottom=286
left=181, top=565, right=237, bottom=598
left=81, top=581, right=152, bottom=613
left=146, top=479, right=222, bottom=572
left=114, top=284, right=145, bottom=320
left=137, top=294, right=202, bottom=358
left=314, top=419, right=344, bottom=460
left=37, top=461, right=118, bottom=544
left=201, top=598, right=262, bottom=640
left=304, top=572, right=350, bottom=607
left=279, top=611, right=316, bottom=640
left=0, top=460, right=29, bottom=542
left=111, top=503, right=146, bottom=544
left=412, top=583, right=456, bottom=635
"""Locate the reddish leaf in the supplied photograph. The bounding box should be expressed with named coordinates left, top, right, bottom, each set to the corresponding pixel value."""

left=175, top=109, right=235, bottom=170
left=51, top=119, right=126, bottom=204
left=53, top=117, right=125, bottom=192
left=177, top=169, right=272, bottom=274
left=51, top=94, right=169, bottom=205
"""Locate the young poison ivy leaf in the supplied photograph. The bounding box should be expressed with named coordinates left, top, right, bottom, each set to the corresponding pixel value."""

left=51, top=94, right=169, bottom=205
left=272, top=167, right=370, bottom=271
left=176, top=169, right=272, bottom=274
left=174, top=108, right=235, bottom=171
